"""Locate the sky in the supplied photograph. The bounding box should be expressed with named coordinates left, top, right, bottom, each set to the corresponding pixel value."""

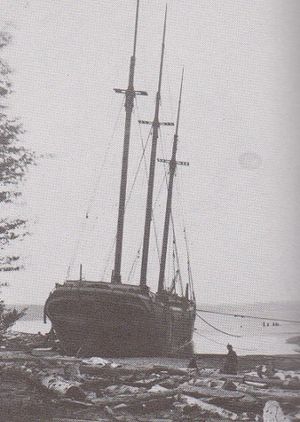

left=0, top=0, right=299, bottom=305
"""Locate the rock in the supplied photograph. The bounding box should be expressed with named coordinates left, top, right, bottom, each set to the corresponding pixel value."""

left=263, top=400, right=290, bottom=422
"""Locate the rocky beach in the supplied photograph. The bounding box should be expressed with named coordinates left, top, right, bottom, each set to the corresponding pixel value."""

left=1, top=332, right=300, bottom=421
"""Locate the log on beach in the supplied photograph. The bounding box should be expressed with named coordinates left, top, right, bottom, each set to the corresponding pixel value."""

left=237, top=385, right=300, bottom=402
left=37, top=374, right=86, bottom=400
left=180, top=384, right=245, bottom=399
left=80, top=363, right=188, bottom=378
left=92, top=388, right=179, bottom=408
left=181, top=394, right=238, bottom=420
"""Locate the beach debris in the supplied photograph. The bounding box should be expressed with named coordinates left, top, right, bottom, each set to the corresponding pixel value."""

left=81, top=357, right=120, bottom=368
left=31, top=347, right=57, bottom=357
left=1, top=337, right=300, bottom=421
left=104, top=384, right=141, bottom=396
left=64, top=363, right=82, bottom=381
left=180, top=384, right=244, bottom=399
left=40, top=374, right=86, bottom=401
left=181, top=394, right=238, bottom=420
left=92, top=388, right=179, bottom=409
left=222, top=379, right=238, bottom=391
left=263, top=400, right=290, bottom=422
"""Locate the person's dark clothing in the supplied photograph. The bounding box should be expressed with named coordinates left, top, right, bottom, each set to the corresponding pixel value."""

left=222, top=349, right=238, bottom=375
left=188, top=357, right=198, bottom=369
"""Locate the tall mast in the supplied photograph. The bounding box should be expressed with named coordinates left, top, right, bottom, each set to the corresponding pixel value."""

left=112, top=0, right=147, bottom=284
left=158, top=69, right=184, bottom=293
left=140, top=6, right=168, bottom=287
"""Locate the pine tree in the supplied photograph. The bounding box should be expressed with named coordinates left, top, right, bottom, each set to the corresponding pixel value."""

left=0, top=31, right=34, bottom=272
left=0, top=31, right=35, bottom=336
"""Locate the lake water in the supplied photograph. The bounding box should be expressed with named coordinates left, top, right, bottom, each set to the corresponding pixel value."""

left=13, top=303, right=300, bottom=356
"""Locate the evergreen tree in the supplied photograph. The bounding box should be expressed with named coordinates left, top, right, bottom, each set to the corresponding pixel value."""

left=0, top=31, right=34, bottom=272
left=0, top=31, right=35, bottom=336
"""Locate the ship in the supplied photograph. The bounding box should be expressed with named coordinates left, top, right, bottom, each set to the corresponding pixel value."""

left=44, top=1, right=196, bottom=357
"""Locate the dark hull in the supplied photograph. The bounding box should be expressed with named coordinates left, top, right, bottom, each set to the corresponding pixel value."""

left=44, top=281, right=196, bottom=357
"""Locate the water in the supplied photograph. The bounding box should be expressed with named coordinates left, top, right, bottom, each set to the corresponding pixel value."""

left=12, top=302, right=300, bottom=356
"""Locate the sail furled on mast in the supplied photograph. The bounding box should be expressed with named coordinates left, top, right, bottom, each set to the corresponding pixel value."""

left=158, top=69, right=186, bottom=293
left=140, top=6, right=173, bottom=287
left=112, top=0, right=147, bottom=284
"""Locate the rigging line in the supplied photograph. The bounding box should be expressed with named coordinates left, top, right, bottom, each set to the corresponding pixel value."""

left=101, top=102, right=150, bottom=281
left=86, top=98, right=125, bottom=217
left=152, top=214, right=161, bottom=265
left=196, top=309, right=300, bottom=324
left=126, top=248, right=140, bottom=283
left=66, top=98, right=125, bottom=278
left=126, top=175, right=167, bottom=283
left=193, top=330, right=257, bottom=352
left=158, top=124, right=184, bottom=292
left=102, top=235, right=117, bottom=281
left=174, top=168, right=196, bottom=301
left=135, top=101, right=171, bottom=266
left=125, top=104, right=152, bottom=207
left=170, top=216, right=184, bottom=296
left=184, top=227, right=196, bottom=300
left=135, top=98, right=150, bottom=176
left=196, top=312, right=242, bottom=338
left=173, top=175, right=195, bottom=298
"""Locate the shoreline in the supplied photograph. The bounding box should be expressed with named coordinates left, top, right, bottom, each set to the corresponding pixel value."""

left=1, top=332, right=300, bottom=421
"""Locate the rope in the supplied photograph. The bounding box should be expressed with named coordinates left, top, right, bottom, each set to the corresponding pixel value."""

left=158, top=124, right=184, bottom=293
left=193, top=329, right=257, bottom=352
left=196, top=312, right=241, bottom=338
left=66, top=98, right=124, bottom=279
left=127, top=248, right=140, bottom=283
left=171, top=217, right=183, bottom=296
left=196, top=309, right=300, bottom=324
left=184, top=227, right=196, bottom=301
left=101, top=100, right=167, bottom=282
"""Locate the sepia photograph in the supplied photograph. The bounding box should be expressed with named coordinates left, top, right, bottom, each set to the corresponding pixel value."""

left=0, top=0, right=299, bottom=420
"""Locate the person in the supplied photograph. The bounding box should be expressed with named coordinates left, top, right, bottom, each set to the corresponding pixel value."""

left=188, top=355, right=198, bottom=369
left=222, top=344, right=238, bottom=375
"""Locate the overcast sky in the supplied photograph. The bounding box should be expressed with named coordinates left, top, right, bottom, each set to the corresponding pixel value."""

left=1, top=0, right=299, bottom=305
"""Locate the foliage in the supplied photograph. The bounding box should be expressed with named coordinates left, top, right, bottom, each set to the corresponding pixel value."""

left=0, top=299, right=26, bottom=341
left=0, top=31, right=35, bottom=272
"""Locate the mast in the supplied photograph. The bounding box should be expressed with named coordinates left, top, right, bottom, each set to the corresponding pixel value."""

left=112, top=0, right=147, bottom=284
left=140, top=6, right=168, bottom=287
left=158, top=69, right=184, bottom=293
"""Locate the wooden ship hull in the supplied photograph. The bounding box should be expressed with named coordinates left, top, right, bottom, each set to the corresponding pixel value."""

left=44, top=281, right=195, bottom=357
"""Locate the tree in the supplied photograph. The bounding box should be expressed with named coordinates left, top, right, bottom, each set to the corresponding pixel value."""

left=0, top=31, right=35, bottom=272
left=0, top=31, right=35, bottom=336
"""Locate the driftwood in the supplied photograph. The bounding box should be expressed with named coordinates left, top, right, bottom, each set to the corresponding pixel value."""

left=263, top=400, right=289, bottom=422
left=58, top=398, right=93, bottom=408
left=39, top=374, right=86, bottom=400
left=181, top=394, right=238, bottom=420
left=237, top=385, right=300, bottom=402
left=52, top=420, right=110, bottom=422
left=180, top=384, right=245, bottom=399
left=93, top=388, right=178, bottom=408
left=80, top=364, right=187, bottom=378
